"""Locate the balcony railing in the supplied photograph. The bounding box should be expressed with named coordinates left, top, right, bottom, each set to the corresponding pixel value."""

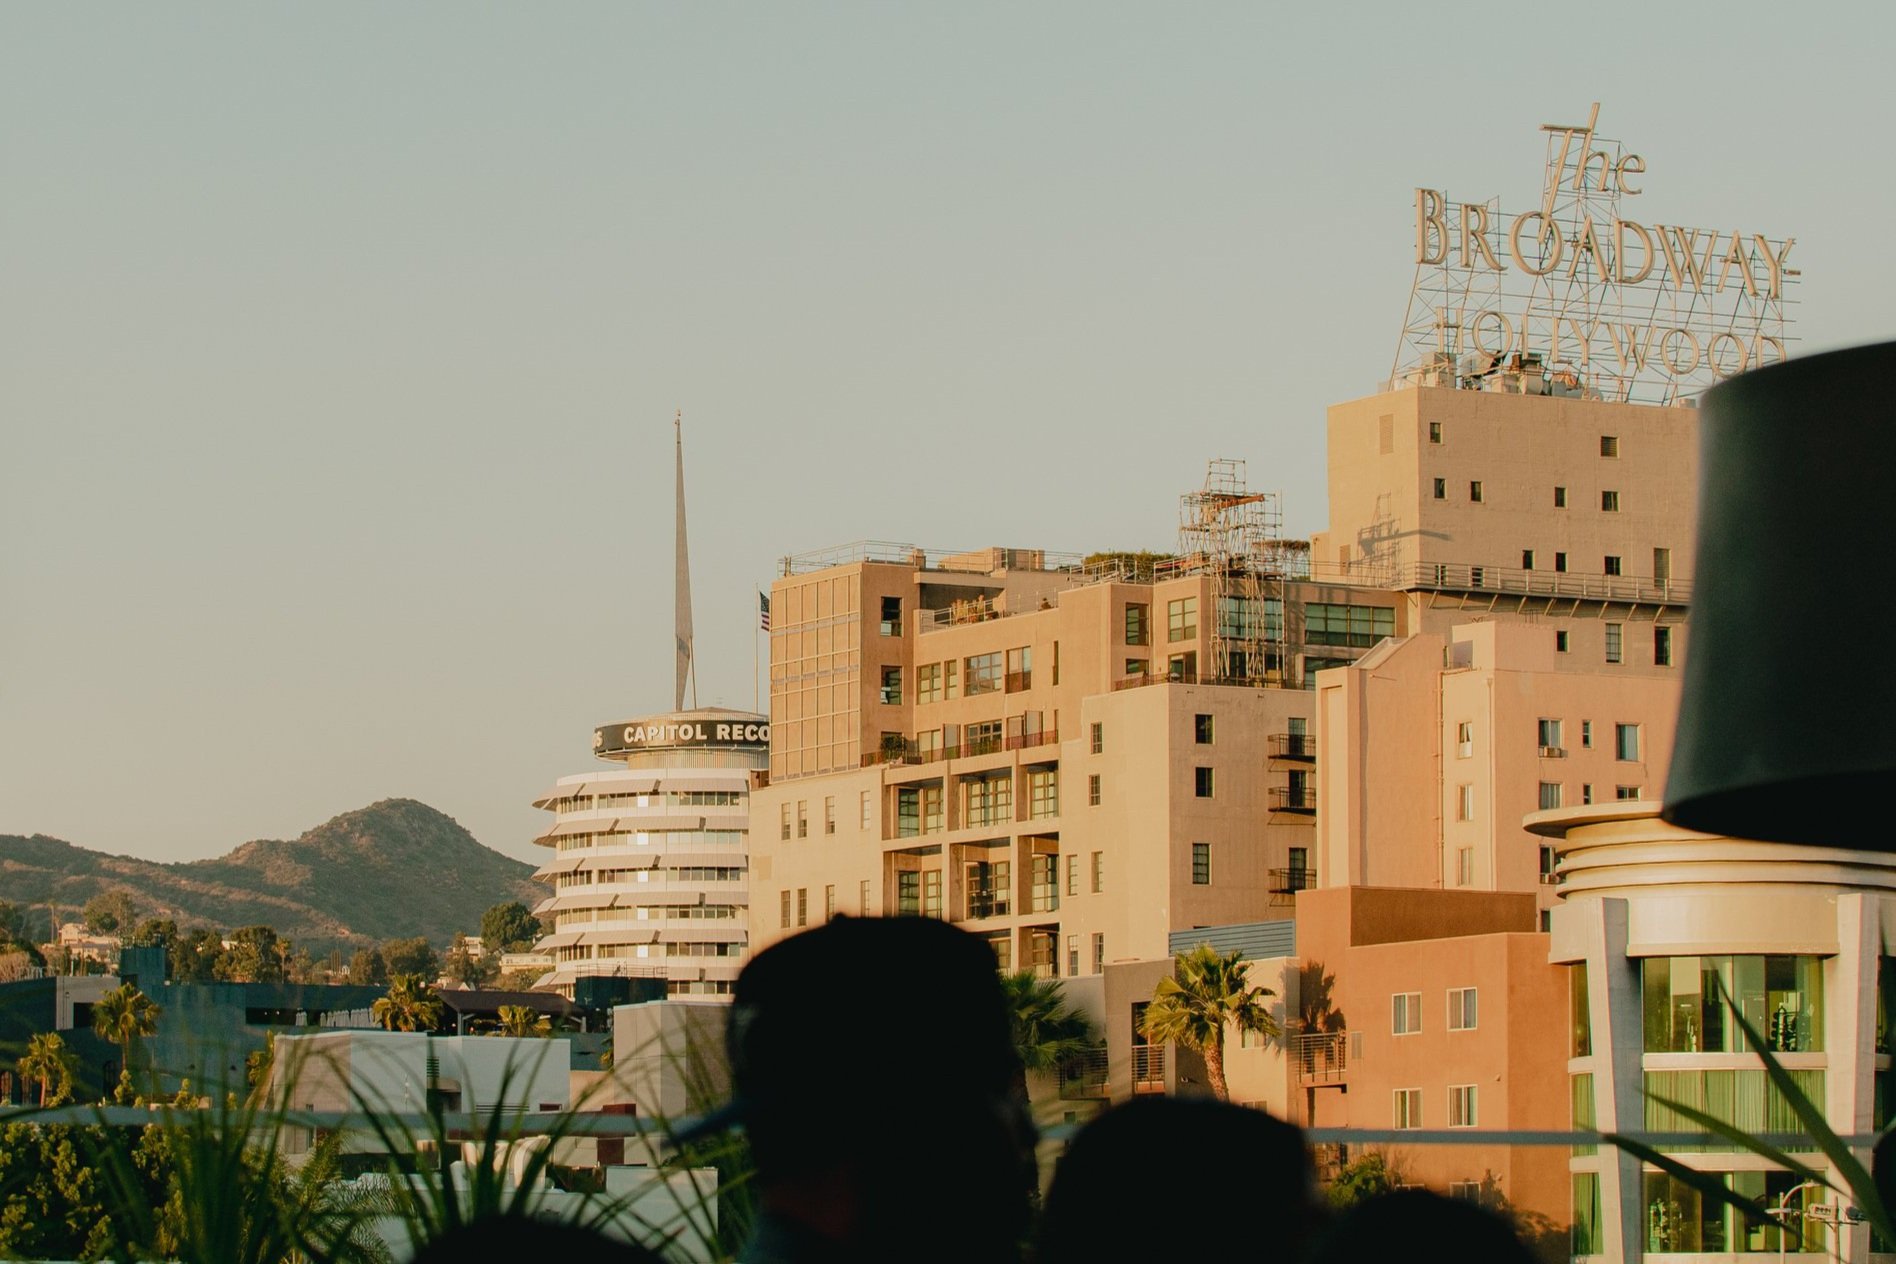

left=1270, top=785, right=1317, bottom=815
left=1004, top=671, right=1032, bottom=693
left=1270, top=866, right=1317, bottom=894
left=1292, top=1031, right=1349, bottom=1083
left=1392, top=562, right=1691, bottom=606
left=1059, top=1046, right=1109, bottom=1100
left=1269, top=732, right=1316, bottom=761
left=862, top=729, right=1059, bottom=768
left=1131, top=1045, right=1167, bottom=1092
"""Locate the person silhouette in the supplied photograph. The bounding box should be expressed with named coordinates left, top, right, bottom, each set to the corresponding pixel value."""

left=688, top=916, right=1036, bottom=1264
left=1038, top=1096, right=1322, bottom=1264
left=1306, top=1188, right=1538, bottom=1264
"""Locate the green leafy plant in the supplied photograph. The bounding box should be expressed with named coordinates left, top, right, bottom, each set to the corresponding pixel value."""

left=1141, top=945, right=1278, bottom=1100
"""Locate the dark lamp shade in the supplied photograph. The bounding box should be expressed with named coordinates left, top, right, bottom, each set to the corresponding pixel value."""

left=1663, top=340, right=1896, bottom=845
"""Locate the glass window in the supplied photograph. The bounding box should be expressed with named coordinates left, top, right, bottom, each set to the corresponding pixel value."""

left=1539, top=781, right=1563, bottom=810
left=1393, top=1088, right=1422, bottom=1129
left=779, top=889, right=791, bottom=928
left=1065, top=854, right=1079, bottom=897
left=1456, top=846, right=1474, bottom=885
left=1090, top=721, right=1104, bottom=754
left=965, top=652, right=1003, bottom=695
left=1470, top=480, right=1484, bottom=502
left=1305, top=603, right=1396, bottom=648
left=1556, top=630, right=1569, bottom=653
left=1456, top=721, right=1473, bottom=758
left=1393, top=992, right=1422, bottom=1035
left=1538, top=717, right=1564, bottom=749
left=1605, top=623, right=1623, bottom=663
left=1645, top=1171, right=1723, bottom=1254
left=1655, top=626, right=1673, bottom=666
left=1092, top=933, right=1105, bottom=973
left=1572, top=1174, right=1601, bottom=1257
left=1191, top=842, right=1210, bottom=885
left=1522, top=549, right=1535, bottom=569
left=1642, top=956, right=1824, bottom=1053
left=1005, top=646, right=1032, bottom=691
left=1581, top=720, right=1593, bottom=748
left=965, top=720, right=1003, bottom=756
left=1088, top=773, right=1101, bottom=806
left=1604, top=555, right=1623, bottom=576
left=879, top=596, right=902, bottom=636
left=922, top=870, right=942, bottom=919
left=1448, top=1084, right=1477, bottom=1127
left=1455, top=784, right=1474, bottom=821
left=1601, top=435, right=1619, bottom=458
left=921, top=784, right=943, bottom=834
left=1124, top=603, right=1150, bottom=646
left=1194, top=713, right=1214, bottom=744
left=1091, top=851, right=1104, bottom=894
left=1429, top=421, right=1442, bottom=443
left=1448, top=987, right=1478, bottom=1031
left=1602, top=490, right=1621, bottom=512
left=963, top=773, right=1012, bottom=826
left=1028, top=768, right=1059, bottom=819
left=879, top=666, right=902, bottom=705
left=1030, top=854, right=1059, bottom=913
left=1554, top=485, right=1568, bottom=508
left=796, top=887, right=808, bottom=926
left=1616, top=723, right=1641, bottom=761
left=1195, top=767, right=1214, bottom=798
left=1571, top=962, right=1592, bottom=1057
left=896, top=788, right=920, bottom=837
left=1167, top=597, right=1198, bottom=642
left=945, top=659, right=958, bottom=699
left=965, top=861, right=1009, bottom=918
left=917, top=662, right=942, bottom=704
left=1554, top=551, right=1568, bottom=572
left=1432, top=477, right=1446, bottom=500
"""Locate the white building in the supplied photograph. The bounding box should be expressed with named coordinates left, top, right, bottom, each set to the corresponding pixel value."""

left=529, top=709, right=768, bottom=998
left=1532, top=803, right=1893, bottom=1262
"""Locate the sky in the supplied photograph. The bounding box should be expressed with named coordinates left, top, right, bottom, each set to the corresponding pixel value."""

left=4, top=2, right=1892, bottom=866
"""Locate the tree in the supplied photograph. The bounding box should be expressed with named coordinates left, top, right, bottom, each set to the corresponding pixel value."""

left=480, top=902, right=542, bottom=954
left=218, top=925, right=286, bottom=983
left=495, top=1005, right=551, bottom=1038
left=0, top=899, right=27, bottom=945
left=380, top=937, right=439, bottom=981
left=82, top=889, right=138, bottom=936
left=92, top=982, right=162, bottom=1078
left=1000, top=971, right=1098, bottom=1078
left=346, top=946, right=388, bottom=985
left=444, top=934, right=497, bottom=989
left=1140, top=945, right=1279, bottom=1101
left=171, top=927, right=225, bottom=983
left=1297, top=959, right=1347, bottom=1125
left=372, top=974, right=445, bottom=1033
left=17, top=1031, right=77, bottom=1106
left=1326, top=1150, right=1403, bottom=1209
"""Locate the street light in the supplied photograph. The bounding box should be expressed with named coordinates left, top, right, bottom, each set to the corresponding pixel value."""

left=1767, top=1179, right=1822, bottom=1264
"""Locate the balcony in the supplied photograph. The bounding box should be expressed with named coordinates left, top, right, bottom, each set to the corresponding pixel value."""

left=1269, top=785, right=1317, bottom=815
left=1131, top=1045, right=1167, bottom=1093
left=1269, top=732, right=1316, bottom=762
left=861, top=728, right=1059, bottom=768
left=1292, top=1031, right=1349, bottom=1083
left=1058, top=1046, right=1109, bottom=1100
left=1269, top=866, right=1316, bottom=895
left=1004, top=671, right=1032, bottom=693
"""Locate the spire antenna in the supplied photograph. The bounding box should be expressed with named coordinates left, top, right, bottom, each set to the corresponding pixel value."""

left=674, top=411, right=696, bottom=711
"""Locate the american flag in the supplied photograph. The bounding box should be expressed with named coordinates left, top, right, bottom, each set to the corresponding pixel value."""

left=758, top=591, right=771, bottom=632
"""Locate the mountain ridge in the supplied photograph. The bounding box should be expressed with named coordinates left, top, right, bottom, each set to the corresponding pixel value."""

left=0, top=799, right=542, bottom=949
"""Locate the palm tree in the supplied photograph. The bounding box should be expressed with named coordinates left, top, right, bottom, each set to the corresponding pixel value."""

left=372, top=973, right=446, bottom=1033
left=1140, top=945, right=1278, bottom=1101
left=495, top=1005, right=551, bottom=1038
left=1000, top=970, right=1098, bottom=1082
left=92, top=981, right=161, bottom=1080
left=1298, top=959, right=1347, bottom=1126
left=17, top=1030, right=77, bottom=1106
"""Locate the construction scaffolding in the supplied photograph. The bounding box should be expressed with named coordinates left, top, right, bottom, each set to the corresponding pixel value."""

left=1172, top=459, right=1286, bottom=686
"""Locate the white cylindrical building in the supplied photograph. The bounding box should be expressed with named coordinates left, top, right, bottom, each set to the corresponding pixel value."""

left=529, top=707, right=768, bottom=998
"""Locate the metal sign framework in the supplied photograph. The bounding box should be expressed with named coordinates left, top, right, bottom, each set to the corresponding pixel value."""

left=1392, top=104, right=1798, bottom=405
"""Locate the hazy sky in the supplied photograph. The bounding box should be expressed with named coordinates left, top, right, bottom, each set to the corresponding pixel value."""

left=5, top=3, right=1891, bottom=866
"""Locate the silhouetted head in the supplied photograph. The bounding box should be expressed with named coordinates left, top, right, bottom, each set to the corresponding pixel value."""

left=716, top=916, right=1034, bottom=1262
left=1308, top=1189, right=1537, bottom=1264
left=408, top=1214, right=665, bottom=1263
left=1039, top=1097, right=1319, bottom=1264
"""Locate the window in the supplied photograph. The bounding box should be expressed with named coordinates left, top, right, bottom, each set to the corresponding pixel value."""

left=1124, top=603, right=1150, bottom=646
left=1537, top=717, right=1563, bottom=750
left=922, top=871, right=942, bottom=919
left=896, top=788, right=919, bottom=837
left=1555, top=630, right=1570, bottom=653
left=1601, top=490, right=1620, bottom=512
left=1090, top=721, right=1104, bottom=754
left=1168, top=651, right=1196, bottom=681
left=1028, top=768, right=1059, bottom=819
left=1448, top=1084, right=1478, bottom=1128
left=1581, top=720, right=1593, bottom=749
left=1394, top=1088, right=1422, bottom=1130
left=921, top=783, right=944, bottom=833
left=1092, top=933, right=1105, bottom=973
left=879, top=666, right=902, bottom=705
left=963, top=773, right=1012, bottom=826
left=1005, top=646, right=1032, bottom=691
left=1643, top=956, right=1825, bottom=1055
left=1653, top=547, right=1672, bottom=585
left=879, top=596, right=902, bottom=636
left=1289, top=846, right=1310, bottom=886
left=1088, top=774, right=1101, bottom=806
left=1427, top=420, right=1442, bottom=444
left=1432, top=477, right=1446, bottom=500
left=1600, top=434, right=1619, bottom=457
left=824, top=797, right=836, bottom=835
left=965, top=652, right=1003, bottom=695
left=1194, top=767, right=1214, bottom=798
left=1604, top=623, right=1622, bottom=663
left=1029, top=855, right=1059, bottom=913
left=965, top=720, right=1004, bottom=756
left=1066, top=854, right=1079, bottom=897
left=1522, top=549, right=1535, bottom=569
left=1456, top=847, right=1474, bottom=885
left=1582, top=783, right=1594, bottom=805
left=917, top=662, right=942, bottom=704
left=1468, top=480, right=1483, bottom=502
left=1052, top=640, right=1060, bottom=686
left=1554, top=485, right=1567, bottom=508
left=1192, top=843, right=1210, bottom=885
left=859, top=791, right=871, bottom=830
left=796, top=801, right=808, bottom=838
left=824, top=885, right=836, bottom=919
left=1455, top=783, right=1474, bottom=821
left=779, top=890, right=791, bottom=929
left=780, top=804, right=791, bottom=841
left=1068, top=936, right=1080, bottom=978
left=1539, top=781, right=1564, bottom=810
left=1616, top=785, right=1642, bottom=800
left=1448, top=987, right=1478, bottom=1031
left=859, top=878, right=870, bottom=914
left=1449, top=1181, right=1482, bottom=1203
left=1540, top=844, right=1558, bottom=881
left=1615, top=723, right=1641, bottom=761
left=967, top=860, right=1010, bottom=916
left=1456, top=722, right=1473, bottom=758
left=1603, top=554, right=1623, bottom=576
left=944, top=659, right=959, bottom=699
left=1654, top=625, right=1673, bottom=666
left=1091, top=851, right=1104, bottom=894
left=1393, top=992, right=1422, bottom=1035
left=1167, top=597, right=1198, bottom=642
left=1553, top=551, right=1568, bottom=572
left=1305, top=603, right=1396, bottom=647
left=1194, top=713, right=1214, bottom=744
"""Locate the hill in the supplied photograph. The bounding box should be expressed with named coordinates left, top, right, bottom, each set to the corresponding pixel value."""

left=0, top=799, right=541, bottom=950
